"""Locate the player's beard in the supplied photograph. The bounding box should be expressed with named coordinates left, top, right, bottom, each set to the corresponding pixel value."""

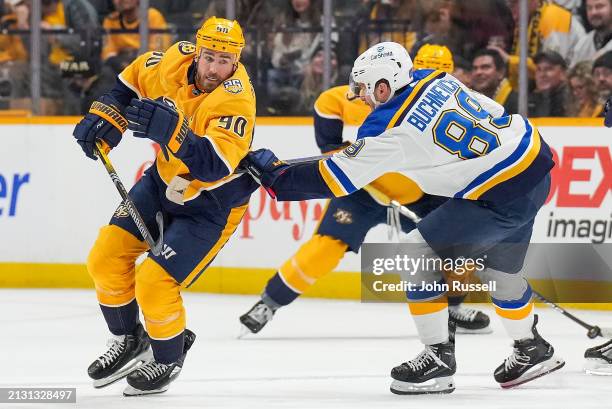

left=195, top=72, right=222, bottom=93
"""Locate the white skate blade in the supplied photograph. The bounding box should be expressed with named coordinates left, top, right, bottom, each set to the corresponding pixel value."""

left=455, top=326, right=493, bottom=334
left=584, top=358, right=612, bottom=376
left=237, top=324, right=253, bottom=339
left=499, top=355, right=565, bottom=388
left=92, top=348, right=153, bottom=389
left=390, top=376, right=455, bottom=395
left=123, top=384, right=168, bottom=397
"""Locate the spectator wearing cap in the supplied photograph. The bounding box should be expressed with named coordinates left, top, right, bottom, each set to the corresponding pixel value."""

left=570, top=0, right=612, bottom=67
left=528, top=51, right=571, bottom=117
left=568, top=61, right=603, bottom=117
left=488, top=0, right=585, bottom=90
left=61, top=57, right=116, bottom=114
left=592, top=50, right=612, bottom=103
left=101, top=0, right=170, bottom=68
left=471, top=49, right=518, bottom=114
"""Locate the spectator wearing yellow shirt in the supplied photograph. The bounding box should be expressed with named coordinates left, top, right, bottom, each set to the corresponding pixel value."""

left=102, top=0, right=170, bottom=64
left=568, top=61, right=603, bottom=117
left=0, top=3, right=27, bottom=107
left=488, top=0, right=585, bottom=89
left=7, top=0, right=99, bottom=113
left=0, top=7, right=27, bottom=64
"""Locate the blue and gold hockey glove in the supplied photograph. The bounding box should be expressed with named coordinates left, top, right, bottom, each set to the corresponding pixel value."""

left=125, top=97, right=189, bottom=161
left=73, top=95, right=128, bottom=160
left=243, top=149, right=289, bottom=199
left=604, top=96, right=612, bottom=128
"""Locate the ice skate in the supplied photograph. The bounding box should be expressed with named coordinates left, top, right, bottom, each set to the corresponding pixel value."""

left=584, top=339, right=612, bottom=375
left=239, top=300, right=276, bottom=336
left=494, top=315, right=565, bottom=388
left=123, top=329, right=196, bottom=396
left=87, top=323, right=152, bottom=388
left=449, top=304, right=492, bottom=334
left=390, top=323, right=456, bottom=395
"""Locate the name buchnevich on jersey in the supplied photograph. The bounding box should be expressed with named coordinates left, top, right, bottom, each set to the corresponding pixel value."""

left=372, top=280, right=497, bottom=293
left=406, top=78, right=461, bottom=132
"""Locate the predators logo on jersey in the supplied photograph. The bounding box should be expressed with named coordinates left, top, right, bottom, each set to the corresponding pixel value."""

left=223, top=79, right=243, bottom=94
left=178, top=41, right=196, bottom=55
left=333, top=208, right=353, bottom=224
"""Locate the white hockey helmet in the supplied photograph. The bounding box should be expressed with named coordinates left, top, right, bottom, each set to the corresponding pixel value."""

left=350, top=42, right=413, bottom=107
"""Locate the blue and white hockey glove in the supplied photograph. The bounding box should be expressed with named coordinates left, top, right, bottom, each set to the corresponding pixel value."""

left=73, top=95, right=127, bottom=160
left=243, top=149, right=289, bottom=199
left=125, top=97, right=190, bottom=161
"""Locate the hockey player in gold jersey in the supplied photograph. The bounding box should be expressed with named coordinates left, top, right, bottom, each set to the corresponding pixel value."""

left=73, top=17, right=258, bottom=396
left=239, top=45, right=492, bottom=336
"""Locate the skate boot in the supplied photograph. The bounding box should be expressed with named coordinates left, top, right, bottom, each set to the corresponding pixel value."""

left=448, top=304, right=492, bottom=334
left=584, top=339, right=612, bottom=375
left=87, top=323, right=152, bottom=388
left=494, top=315, right=565, bottom=388
left=390, top=324, right=456, bottom=395
left=239, top=300, right=276, bottom=334
left=123, top=329, right=196, bottom=396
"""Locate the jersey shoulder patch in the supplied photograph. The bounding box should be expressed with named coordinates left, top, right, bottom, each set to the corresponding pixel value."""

left=223, top=78, right=243, bottom=94
left=342, top=139, right=366, bottom=157
left=177, top=41, right=196, bottom=55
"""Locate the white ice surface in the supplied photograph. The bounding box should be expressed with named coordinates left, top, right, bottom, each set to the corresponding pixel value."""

left=0, top=289, right=610, bottom=409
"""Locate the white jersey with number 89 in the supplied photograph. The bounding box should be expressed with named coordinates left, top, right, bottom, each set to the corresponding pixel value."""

left=318, top=69, right=554, bottom=203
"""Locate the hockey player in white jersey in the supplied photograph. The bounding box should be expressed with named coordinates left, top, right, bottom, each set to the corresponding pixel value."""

left=243, top=41, right=565, bottom=394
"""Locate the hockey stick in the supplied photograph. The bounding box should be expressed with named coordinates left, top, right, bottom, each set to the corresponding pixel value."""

left=531, top=291, right=612, bottom=338
left=365, top=185, right=612, bottom=339
left=94, top=141, right=164, bottom=256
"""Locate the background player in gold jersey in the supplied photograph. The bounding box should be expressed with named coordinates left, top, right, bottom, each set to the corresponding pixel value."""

left=239, top=45, right=492, bottom=336
left=73, top=17, right=258, bottom=396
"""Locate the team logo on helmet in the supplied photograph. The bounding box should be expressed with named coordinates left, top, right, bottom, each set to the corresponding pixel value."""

left=223, top=79, right=243, bottom=94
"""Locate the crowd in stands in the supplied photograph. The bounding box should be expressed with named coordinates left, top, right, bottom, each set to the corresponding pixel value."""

left=0, top=0, right=611, bottom=117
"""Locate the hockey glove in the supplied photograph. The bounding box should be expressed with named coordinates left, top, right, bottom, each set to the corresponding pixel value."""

left=242, top=149, right=289, bottom=199
left=126, top=97, right=189, bottom=161
left=604, top=96, right=612, bottom=128
left=73, top=95, right=128, bottom=160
